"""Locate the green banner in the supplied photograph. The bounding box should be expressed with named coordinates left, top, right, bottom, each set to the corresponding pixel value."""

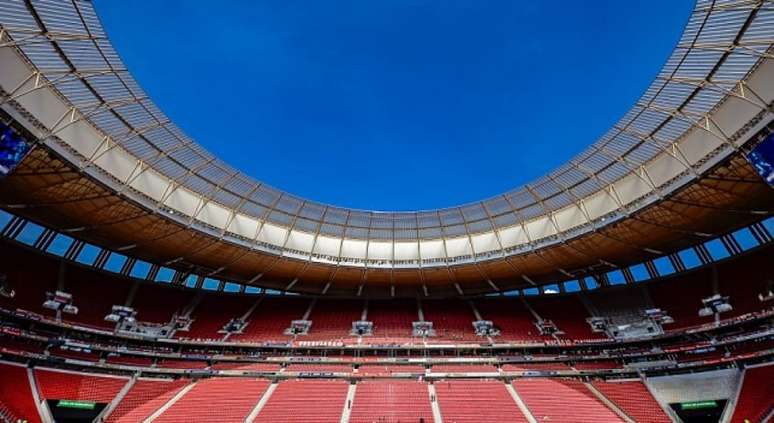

left=680, top=400, right=718, bottom=410
left=56, top=400, right=96, bottom=410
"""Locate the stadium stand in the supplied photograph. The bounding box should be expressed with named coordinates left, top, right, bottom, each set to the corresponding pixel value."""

left=573, top=360, right=623, bottom=370
left=435, top=380, right=529, bottom=422
left=431, top=363, right=498, bottom=373
left=502, top=362, right=571, bottom=371
left=422, top=299, right=480, bottom=342
left=35, top=367, right=128, bottom=403
left=155, top=359, right=208, bottom=369
left=357, top=364, right=426, bottom=375
left=106, top=355, right=155, bottom=367
left=178, top=294, right=256, bottom=340
left=253, top=379, right=349, bottom=422
left=154, top=378, right=271, bottom=422
left=648, top=270, right=716, bottom=330
left=286, top=363, right=352, bottom=373
left=513, top=378, right=624, bottom=422
left=348, top=380, right=434, bottom=423
left=0, top=254, right=56, bottom=315
left=367, top=300, right=418, bottom=343
left=303, top=299, right=363, bottom=342
left=105, top=378, right=189, bottom=423
left=211, top=362, right=281, bottom=372
left=60, top=268, right=132, bottom=330
left=129, top=284, right=194, bottom=325
left=474, top=298, right=550, bottom=342
left=230, top=297, right=306, bottom=342
left=0, top=362, right=41, bottom=423
left=591, top=380, right=671, bottom=423
left=48, top=346, right=100, bottom=362
left=730, top=364, right=774, bottom=423
left=529, top=295, right=606, bottom=340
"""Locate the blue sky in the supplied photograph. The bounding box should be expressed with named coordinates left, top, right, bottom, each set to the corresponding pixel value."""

left=95, top=1, right=693, bottom=211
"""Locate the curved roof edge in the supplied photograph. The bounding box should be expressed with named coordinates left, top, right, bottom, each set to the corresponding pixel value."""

left=0, top=0, right=773, bottom=268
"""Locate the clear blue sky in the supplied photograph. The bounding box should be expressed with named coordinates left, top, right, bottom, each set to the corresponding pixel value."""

left=95, top=1, right=693, bottom=211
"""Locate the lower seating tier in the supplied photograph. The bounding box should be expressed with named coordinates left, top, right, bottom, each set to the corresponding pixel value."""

left=154, top=378, right=271, bottom=423
left=435, top=380, right=528, bottom=422
left=0, top=362, right=41, bottom=423
left=349, top=380, right=433, bottom=423
left=591, top=380, right=671, bottom=423
left=105, top=378, right=189, bottom=423
left=513, top=378, right=624, bottom=423
left=35, top=367, right=128, bottom=404
left=730, top=364, right=774, bottom=423
left=254, top=379, right=349, bottom=423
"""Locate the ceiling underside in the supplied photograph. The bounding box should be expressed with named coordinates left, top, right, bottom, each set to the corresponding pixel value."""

left=1, top=141, right=772, bottom=297
left=0, top=0, right=773, bottom=297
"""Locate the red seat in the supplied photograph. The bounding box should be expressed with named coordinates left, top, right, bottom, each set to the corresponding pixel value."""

left=35, top=368, right=128, bottom=403
left=513, top=378, right=624, bottom=423
left=105, top=378, right=188, bottom=422
left=591, top=380, right=670, bottom=423
left=254, top=379, right=348, bottom=422
left=435, top=380, right=528, bottom=422
left=730, top=364, right=774, bottom=423
left=349, top=380, right=433, bottom=423
left=154, top=377, right=270, bottom=422
left=0, top=362, right=40, bottom=423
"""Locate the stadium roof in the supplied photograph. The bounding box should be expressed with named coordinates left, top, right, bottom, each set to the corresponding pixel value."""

left=0, top=0, right=773, bottom=296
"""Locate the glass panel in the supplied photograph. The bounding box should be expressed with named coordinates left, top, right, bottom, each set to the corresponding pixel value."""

left=156, top=267, right=175, bottom=283
left=223, top=282, right=241, bottom=293
left=184, top=274, right=197, bottom=288
left=202, top=278, right=219, bottom=290
left=732, top=228, right=758, bottom=251
left=564, top=280, right=581, bottom=292
left=653, top=256, right=675, bottom=276
left=704, top=239, right=730, bottom=261
left=608, top=270, right=626, bottom=285
left=629, top=263, right=649, bottom=282
left=15, top=222, right=43, bottom=246
left=761, top=216, right=774, bottom=236
left=76, top=244, right=100, bottom=265
left=104, top=253, right=127, bottom=273
left=584, top=277, right=599, bottom=290
left=130, top=260, right=151, bottom=279
left=679, top=248, right=702, bottom=269
left=46, top=233, right=73, bottom=257
left=524, top=287, right=539, bottom=296
left=0, top=209, right=13, bottom=229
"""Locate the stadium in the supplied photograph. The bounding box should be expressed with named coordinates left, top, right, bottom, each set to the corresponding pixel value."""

left=0, top=0, right=773, bottom=422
